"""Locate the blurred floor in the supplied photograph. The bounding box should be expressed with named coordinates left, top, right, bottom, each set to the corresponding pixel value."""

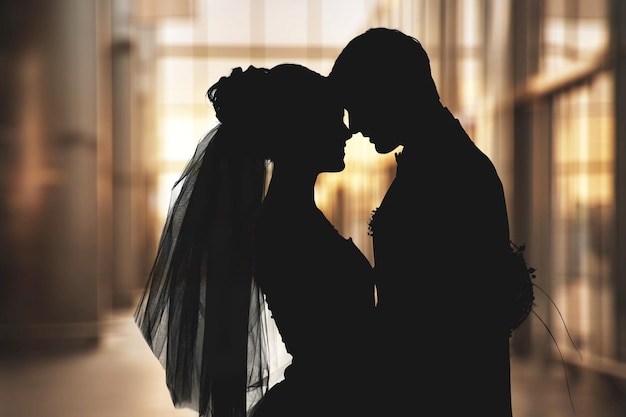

left=0, top=309, right=196, bottom=417
left=510, top=350, right=626, bottom=417
left=1, top=308, right=625, bottom=417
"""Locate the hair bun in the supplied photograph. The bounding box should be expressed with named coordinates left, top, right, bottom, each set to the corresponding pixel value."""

left=207, top=66, right=269, bottom=125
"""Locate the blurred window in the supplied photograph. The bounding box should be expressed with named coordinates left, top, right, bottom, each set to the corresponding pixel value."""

left=551, top=72, right=615, bottom=359
left=150, top=1, right=392, bottom=263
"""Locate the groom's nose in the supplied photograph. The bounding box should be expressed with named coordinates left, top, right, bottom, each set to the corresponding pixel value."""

left=347, top=113, right=362, bottom=135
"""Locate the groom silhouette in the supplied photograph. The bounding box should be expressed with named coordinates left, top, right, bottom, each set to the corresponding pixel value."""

left=330, top=28, right=514, bottom=416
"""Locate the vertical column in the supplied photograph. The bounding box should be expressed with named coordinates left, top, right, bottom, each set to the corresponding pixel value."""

left=0, top=0, right=103, bottom=349
left=527, top=98, right=555, bottom=359
left=250, top=0, right=266, bottom=64
left=510, top=0, right=543, bottom=356
left=439, top=0, right=459, bottom=112
left=0, top=0, right=47, bottom=347
left=97, top=0, right=114, bottom=315
left=111, top=0, right=150, bottom=307
left=306, top=0, right=323, bottom=68
left=133, top=27, right=159, bottom=288
left=610, top=0, right=626, bottom=362
left=111, top=2, right=134, bottom=307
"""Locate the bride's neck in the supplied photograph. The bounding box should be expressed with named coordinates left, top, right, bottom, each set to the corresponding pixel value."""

left=265, top=164, right=318, bottom=206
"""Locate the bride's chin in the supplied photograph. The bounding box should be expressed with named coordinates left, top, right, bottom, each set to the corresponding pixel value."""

left=374, top=143, right=396, bottom=154
left=327, top=162, right=345, bottom=172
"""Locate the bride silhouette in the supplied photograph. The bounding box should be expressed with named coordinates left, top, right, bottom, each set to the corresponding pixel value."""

left=134, top=64, right=377, bottom=417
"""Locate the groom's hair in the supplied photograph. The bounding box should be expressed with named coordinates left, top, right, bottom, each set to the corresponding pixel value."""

left=330, top=27, right=439, bottom=104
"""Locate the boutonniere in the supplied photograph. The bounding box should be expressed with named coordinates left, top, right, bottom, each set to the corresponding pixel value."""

left=508, top=241, right=581, bottom=413
left=506, top=241, right=536, bottom=336
left=367, top=208, right=378, bottom=236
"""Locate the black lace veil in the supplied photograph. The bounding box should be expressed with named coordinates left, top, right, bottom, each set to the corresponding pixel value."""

left=134, top=122, right=274, bottom=417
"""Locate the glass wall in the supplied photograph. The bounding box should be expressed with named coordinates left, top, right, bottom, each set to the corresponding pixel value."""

left=551, top=73, right=615, bottom=362
left=529, top=0, right=617, bottom=370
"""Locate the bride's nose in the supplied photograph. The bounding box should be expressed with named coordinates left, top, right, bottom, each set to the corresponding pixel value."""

left=347, top=111, right=365, bottom=135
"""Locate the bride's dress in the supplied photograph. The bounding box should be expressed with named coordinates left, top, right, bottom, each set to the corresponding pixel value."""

left=251, top=203, right=376, bottom=417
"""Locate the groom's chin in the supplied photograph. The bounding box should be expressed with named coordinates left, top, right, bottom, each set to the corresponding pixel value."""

left=374, top=142, right=399, bottom=154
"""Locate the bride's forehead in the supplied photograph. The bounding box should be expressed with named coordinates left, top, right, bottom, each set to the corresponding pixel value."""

left=283, top=92, right=341, bottom=111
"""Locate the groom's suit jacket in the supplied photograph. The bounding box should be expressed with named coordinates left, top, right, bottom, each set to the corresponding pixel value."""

left=372, top=108, right=514, bottom=416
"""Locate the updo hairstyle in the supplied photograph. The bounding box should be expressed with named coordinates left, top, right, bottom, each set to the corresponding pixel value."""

left=207, top=66, right=269, bottom=127
left=207, top=64, right=332, bottom=162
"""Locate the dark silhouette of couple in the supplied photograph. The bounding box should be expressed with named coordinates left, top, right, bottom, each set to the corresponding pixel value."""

left=135, top=28, right=530, bottom=417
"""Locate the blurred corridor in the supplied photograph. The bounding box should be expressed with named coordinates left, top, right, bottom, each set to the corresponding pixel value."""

left=2, top=0, right=626, bottom=416
left=2, top=307, right=626, bottom=417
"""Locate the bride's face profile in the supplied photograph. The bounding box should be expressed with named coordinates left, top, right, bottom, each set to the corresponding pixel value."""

left=304, top=101, right=352, bottom=173
left=267, top=65, right=351, bottom=174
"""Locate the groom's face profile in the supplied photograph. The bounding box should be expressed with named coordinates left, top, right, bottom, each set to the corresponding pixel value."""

left=344, top=89, right=404, bottom=155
